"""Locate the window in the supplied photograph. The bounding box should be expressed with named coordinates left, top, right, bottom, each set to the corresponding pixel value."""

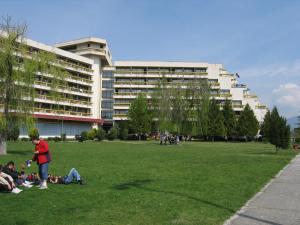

left=103, top=71, right=114, bottom=78
left=101, top=111, right=113, bottom=119
left=102, top=100, right=114, bottom=109
left=102, top=90, right=113, bottom=98
left=102, top=80, right=113, bottom=88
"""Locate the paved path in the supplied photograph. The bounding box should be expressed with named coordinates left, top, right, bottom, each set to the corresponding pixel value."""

left=224, top=154, right=300, bottom=225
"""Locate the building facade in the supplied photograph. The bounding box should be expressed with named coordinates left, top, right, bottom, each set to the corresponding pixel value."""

left=2, top=34, right=267, bottom=137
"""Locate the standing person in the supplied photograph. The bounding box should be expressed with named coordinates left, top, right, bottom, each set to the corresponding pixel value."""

left=31, top=137, right=51, bottom=190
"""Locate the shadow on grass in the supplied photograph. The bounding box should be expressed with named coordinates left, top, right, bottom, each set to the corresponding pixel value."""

left=112, top=179, right=282, bottom=225
left=8, top=150, right=31, bottom=156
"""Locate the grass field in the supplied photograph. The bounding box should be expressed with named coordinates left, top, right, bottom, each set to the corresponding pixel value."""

left=0, top=141, right=296, bottom=225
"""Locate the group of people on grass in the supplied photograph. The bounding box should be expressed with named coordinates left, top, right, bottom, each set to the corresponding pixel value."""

left=0, top=137, right=85, bottom=194
left=159, top=133, right=180, bottom=145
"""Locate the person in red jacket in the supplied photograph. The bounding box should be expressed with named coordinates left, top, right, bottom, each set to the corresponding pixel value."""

left=31, top=137, right=51, bottom=190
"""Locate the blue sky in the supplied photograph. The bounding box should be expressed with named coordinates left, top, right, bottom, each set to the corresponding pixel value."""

left=1, top=0, right=300, bottom=118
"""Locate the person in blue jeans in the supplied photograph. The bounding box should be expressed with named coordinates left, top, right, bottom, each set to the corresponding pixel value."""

left=48, top=168, right=85, bottom=185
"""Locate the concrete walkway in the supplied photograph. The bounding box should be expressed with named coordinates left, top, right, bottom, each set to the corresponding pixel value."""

left=224, top=154, right=300, bottom=225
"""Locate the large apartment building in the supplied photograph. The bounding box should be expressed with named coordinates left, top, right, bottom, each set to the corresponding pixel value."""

left=113, top=61, right=267, bottom=123
left=1, top=34, right=267, bottom=137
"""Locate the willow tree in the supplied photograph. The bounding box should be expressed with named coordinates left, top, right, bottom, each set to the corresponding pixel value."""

left=185, top=78, right=210, bottom=137
left=0, top=17, right=67, bottom=154
left=151, top=76, right=173, bottom=132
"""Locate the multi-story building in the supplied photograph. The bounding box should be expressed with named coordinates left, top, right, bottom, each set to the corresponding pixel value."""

left=1, top=34, right=267, bottom=137
left=17, top=37, right=106, bottom=137
left=113, top=61, right=267, bottom=122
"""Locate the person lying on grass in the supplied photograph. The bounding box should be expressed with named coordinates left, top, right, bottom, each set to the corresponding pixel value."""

left=2, top=161, right=33, bottom=188
left=48, top=168, right=85, bottom=185
left=0, top=165, right=23, bottom=194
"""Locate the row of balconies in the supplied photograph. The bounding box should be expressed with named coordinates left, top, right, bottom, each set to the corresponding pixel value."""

left=34, top=107, right=91, bottom=117
left=35, top=80, right=93, bottom=95
left=35, top=94, right=92, bottom=107
left=115, top=70, right=208, bottom=76
left=113, top=92, right=232, bottom=98
left=114, top=81, right=220, bottom=87
left=15, top=47, right=94, bottom=74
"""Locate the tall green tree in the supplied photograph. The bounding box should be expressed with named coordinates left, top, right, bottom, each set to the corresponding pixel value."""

left=207, top=99, right=225, bottom=141
left=0, top=17, right=67, bottom=154
left=260, top=110, right=271, bottom=140
left=236, top=104, right=259, bottom=140
left=268, top=107, right=290, bottom=151
left=128, top=93, right=151, bottom=140
left=222, top=100, right=236, bottom=138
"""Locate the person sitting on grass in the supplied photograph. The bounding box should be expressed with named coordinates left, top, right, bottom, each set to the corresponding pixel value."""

left=48, top=168, right=85, bottom=185
left=2, top=161, right=33, bottom=188
left=0, top=165, right=23, bottom=194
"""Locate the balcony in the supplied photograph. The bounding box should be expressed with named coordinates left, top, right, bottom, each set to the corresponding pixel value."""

left=244, top=94, right=257, bottom=99
left=35, top=80, right=93, bottom=95
left=211, top=93, right=232, bottom=98
left=255, top=105, right=267, bottom=109
left=34, top=107, right=91, bottom=117
left=35, top=94, right=92, bottom=106
left=115, top=70, right=208, bottom=76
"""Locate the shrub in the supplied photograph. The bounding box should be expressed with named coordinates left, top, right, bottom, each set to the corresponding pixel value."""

left=29, top=128, right=39, bottom=140
left=87, top=129, right=97, bottom=140
left=53, top=136, right=61, bottom=142
left=20, top=137, right=29, bottom=141
left=61, top=133, right=66, bottom=141
left=80, top=131, right=88, bottom=141
left=47, top=137, right=54, bottom=141
left=119, top=128, right=128, bottom=140
left=96, top=128, right=106, bottom=141
left=107, top=128, right=118, bottom=141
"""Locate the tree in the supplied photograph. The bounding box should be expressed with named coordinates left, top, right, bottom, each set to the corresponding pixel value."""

left=294, top=115, right=300, bottom=143
left=268, top=107, right=290, bottom=151
left=0, top=17, right=67, bottom=154
left=222, top=100, right=236, bottom=139
left=128, top=93, right=151, bottom=140
left=96, top=127, right=106, bottom=141
left=207, top=99, right=225, bottom=141
left=236, top=104, right=259, bottom=140
left=260, top=110, right=271, bottom=140
left=151, top=76, right=173, bottom=133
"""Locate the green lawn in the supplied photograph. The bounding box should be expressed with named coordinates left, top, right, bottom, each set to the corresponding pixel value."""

left=0, top=141, right=296, bottom=225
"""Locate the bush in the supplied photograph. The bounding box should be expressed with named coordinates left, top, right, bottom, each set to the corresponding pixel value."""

left=96, top=128, right=106, bottom=141
left=80, top=131, right=88, bottom=141
left=47, top=137, right=54, bottom=141
left=29, top=128, right=39, bottom=140
left=107, top=128, right=118, bottom=141
left=87, top=129, right=97, bottom=140
left=20, top=137, right=29, bottom=141
left=61, top=133, right=66, bottom=141
left=119, top=128, right=128, bottom=140
left=53, top=136, right=61, bottom=142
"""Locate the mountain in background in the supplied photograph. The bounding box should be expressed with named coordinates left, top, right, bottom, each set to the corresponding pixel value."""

left=287, top=116, right=299, bottom=129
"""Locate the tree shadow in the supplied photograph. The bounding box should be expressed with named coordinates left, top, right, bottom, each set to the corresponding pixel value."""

left=8, top=150, right=31, bottom=156
left=112, top=179, right=283, bottom=225
left=113, top=179, right=153, bottom=190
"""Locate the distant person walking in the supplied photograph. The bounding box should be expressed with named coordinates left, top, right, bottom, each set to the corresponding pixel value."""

left=31, top=137, right=51, bottom=190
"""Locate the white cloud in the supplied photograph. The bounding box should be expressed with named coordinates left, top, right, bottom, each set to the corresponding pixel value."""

left=240, top=60, right=300, bottom=78
left=272, top=83, right=300, bottom=117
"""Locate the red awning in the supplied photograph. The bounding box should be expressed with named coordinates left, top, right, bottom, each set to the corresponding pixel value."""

left=34, top=114, right=103, bottom=124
